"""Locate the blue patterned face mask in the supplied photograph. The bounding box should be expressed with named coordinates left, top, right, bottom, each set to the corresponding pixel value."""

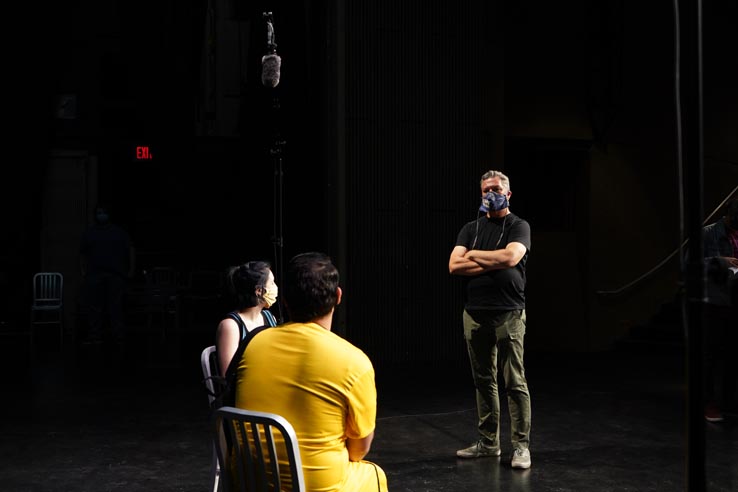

left=479, top=191, right=509, bottom=213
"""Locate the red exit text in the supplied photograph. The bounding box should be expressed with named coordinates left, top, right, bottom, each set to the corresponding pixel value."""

left=135, top=146, right=153, bottom=160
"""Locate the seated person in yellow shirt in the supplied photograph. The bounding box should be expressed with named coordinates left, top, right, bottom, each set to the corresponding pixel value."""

left=235, top=252, right=388, bottom=492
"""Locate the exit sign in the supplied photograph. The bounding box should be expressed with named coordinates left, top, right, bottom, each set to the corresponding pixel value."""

left=135, top=146, right=153, bottom=160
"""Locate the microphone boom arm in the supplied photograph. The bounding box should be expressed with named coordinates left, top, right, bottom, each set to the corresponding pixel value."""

left=264, top=12, right=277, bottom=53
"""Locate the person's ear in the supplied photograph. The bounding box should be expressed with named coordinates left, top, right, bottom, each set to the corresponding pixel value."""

left=336, top=286, right=343, bottom=306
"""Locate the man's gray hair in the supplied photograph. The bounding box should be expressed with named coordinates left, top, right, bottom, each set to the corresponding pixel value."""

left=480, top=170, right=510, bottom=192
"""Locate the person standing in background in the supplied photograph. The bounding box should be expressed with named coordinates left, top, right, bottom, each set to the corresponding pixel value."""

left=701, top=197, right=738, bottom=422
left=449, top=170, right=533, bottom=469
left=80, top=203, right=135, bottom=349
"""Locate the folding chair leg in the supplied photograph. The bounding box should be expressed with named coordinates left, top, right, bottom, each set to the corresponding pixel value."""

left=211, top=444, right=221, bottom=492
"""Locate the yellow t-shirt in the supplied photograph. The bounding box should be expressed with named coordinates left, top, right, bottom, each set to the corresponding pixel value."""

left=235, top=322, right=382, bottom=492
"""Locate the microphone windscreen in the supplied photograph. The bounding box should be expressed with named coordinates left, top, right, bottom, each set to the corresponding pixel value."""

left=261, top=54, right=281, bottom=88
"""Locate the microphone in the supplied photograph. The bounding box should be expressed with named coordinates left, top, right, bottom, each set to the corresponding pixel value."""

left=262, top=53, right=281, bottom=88
left=261, top=12, right=281, bottom=88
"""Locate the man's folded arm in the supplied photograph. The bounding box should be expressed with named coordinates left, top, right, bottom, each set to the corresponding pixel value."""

left=449, top=246, right=485, bottom=275
left=465, top=242, right=527, bottom=270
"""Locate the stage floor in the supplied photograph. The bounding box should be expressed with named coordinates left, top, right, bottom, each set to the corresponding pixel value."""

left=1, top=338, right=736, bottom=492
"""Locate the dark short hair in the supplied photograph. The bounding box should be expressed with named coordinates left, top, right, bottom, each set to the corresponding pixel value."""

left=94, top=202, right=112, bottom=215
left=283, top=252, right=339, bottom=322
left=227, top=261, right=271, bottom=310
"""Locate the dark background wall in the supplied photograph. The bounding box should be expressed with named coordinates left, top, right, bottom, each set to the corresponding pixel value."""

left=343, top=2, right=503, bottom=369
left=2, top=0, right=736, bottom=370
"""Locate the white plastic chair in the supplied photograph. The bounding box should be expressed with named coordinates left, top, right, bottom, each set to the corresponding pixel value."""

left=213, top=406, right=305, bottom=492
left=30, top=272, right=64, bottom=348
left=202, top=345, right=221, bottom=492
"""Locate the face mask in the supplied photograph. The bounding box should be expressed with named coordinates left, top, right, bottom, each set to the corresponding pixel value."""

left=479, top=191, right=509, bottom=213
left=261, top=286, right=278, bottom=308
left=95, top=212, right=109, bottom=224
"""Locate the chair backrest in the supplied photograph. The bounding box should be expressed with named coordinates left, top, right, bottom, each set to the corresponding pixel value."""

left=148, top=266, right=178, bottom=287
left=32, top=272, right=63, bottom=308
left=214, top=406, right=305, bottom=492
left=201, top=345, right=219, bottom=406
left=202, top=345, right=222, bottom=492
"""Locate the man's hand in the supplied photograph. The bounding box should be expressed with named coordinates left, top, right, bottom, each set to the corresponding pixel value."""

left=346, top=431, right=374, bottom=461
left=449, top=246, right=485, bottom=275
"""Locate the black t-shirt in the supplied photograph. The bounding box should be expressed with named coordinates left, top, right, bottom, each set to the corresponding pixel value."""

left=455, top=212, right=531, bottom=310
left=80, top=224, right=132, bottom=277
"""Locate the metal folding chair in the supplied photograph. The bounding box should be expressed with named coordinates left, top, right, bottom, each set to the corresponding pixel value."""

left=213, top=406, right=305, bottom=492
left=202, top=345, right=221, bottom=492
left=30, top=272, right=64, bottom=349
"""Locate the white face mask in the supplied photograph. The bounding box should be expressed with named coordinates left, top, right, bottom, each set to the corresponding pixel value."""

left=261, top=285, right=278, bottom=308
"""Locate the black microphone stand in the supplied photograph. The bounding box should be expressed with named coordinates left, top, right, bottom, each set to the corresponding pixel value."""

left=270, top=110, right=285, bottom=324
left=677, top=0, right=705, bottom=490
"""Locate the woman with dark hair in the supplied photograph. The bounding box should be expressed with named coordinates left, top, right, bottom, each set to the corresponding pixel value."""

left=215, top=261, right=279, bottom=375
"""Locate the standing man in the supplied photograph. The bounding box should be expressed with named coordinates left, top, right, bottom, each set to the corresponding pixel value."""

left=80, top=203, right=135, bottom=348
left=701, top=197, right=738, bottom=421
left=449, top=170, right=532, bottom=469
left=235, top=252, right=387, bottom=492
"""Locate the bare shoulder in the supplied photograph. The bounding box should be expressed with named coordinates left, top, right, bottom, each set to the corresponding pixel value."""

left=216, top=317, right=239, bottom=336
